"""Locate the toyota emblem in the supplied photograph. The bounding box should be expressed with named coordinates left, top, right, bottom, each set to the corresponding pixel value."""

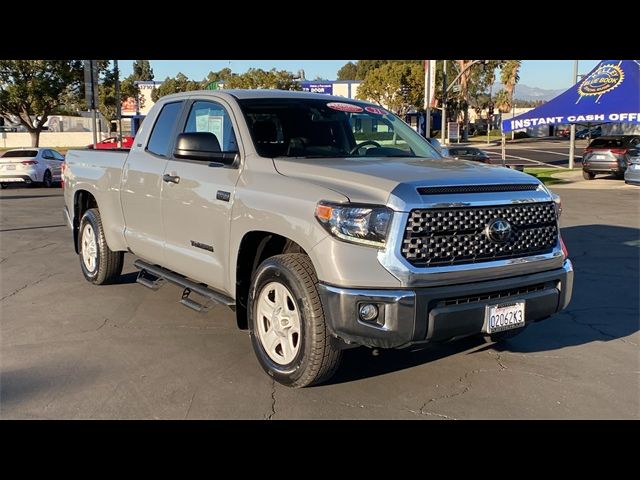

left=486, top=218, right=512, bottom=243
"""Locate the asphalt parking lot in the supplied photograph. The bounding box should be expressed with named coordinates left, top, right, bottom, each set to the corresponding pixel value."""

left=1, top=181, right=638, bottom=419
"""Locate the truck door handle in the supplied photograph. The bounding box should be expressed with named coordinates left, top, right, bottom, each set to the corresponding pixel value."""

left=163, top=174, right=180, bottom=184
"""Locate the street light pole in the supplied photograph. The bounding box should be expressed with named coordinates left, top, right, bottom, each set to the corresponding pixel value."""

left=441, top=60, right=447, bottom=145
left=568, top=60, right=579, bottom=169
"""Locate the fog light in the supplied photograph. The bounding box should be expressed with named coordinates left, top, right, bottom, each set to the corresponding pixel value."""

left=359, top=303, right=379, bottom=322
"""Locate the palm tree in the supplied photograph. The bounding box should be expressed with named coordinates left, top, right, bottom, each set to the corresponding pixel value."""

left=494, top=89, right=511, bottom=113
left=500, top=60, right=522, bottom=111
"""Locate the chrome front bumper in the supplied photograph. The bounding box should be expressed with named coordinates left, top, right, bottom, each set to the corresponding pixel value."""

left=318, top=259, right=574, bottom=349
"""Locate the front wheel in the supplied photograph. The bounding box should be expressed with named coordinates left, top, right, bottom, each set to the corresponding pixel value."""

left=78, top=208, right=124, bottom=285
left=248, top=253, right=342, bottom=388
left=1, top=183, right=8, bottom=189
left=583, top=171, right=595, bottom=180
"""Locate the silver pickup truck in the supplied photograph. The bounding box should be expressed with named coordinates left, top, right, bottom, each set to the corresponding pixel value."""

left=63, top=90, right=573, bottom=387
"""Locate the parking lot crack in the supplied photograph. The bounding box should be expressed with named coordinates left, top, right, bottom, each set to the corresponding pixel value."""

left=184, top=391, right=197, bottom=420
left=491, top=352, right=508, bottom=370
left=266, top=378, right=277, bottom=420
left=0, top=273, right=56, bottom=302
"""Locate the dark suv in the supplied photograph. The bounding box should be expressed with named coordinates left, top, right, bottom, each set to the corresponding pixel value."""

left=582, top=135, right=640, bottom=180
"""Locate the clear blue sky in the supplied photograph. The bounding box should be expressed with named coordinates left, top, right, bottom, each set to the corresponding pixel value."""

left=118, top=60, right=601, bottom=90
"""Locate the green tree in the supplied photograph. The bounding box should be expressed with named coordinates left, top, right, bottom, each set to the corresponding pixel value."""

left=223, top=68, right=301, bottom=90
left=337, top=62, right=358, bottom=80
left=0, top=60, right=84, bottom=146
left=356, top=62, right=424, bottom=116
left=203, top=68, right=234, bottom=88
left=151, top=73, right=201, bottom=102
left=132, top=60, right=154, bottom=81
left=98, top=66, right=138, bottom=121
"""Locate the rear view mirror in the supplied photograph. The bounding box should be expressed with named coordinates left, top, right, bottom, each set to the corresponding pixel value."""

left=174, top=132, right=237, bottom=165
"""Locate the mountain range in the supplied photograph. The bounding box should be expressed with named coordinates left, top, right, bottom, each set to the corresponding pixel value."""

left=492, top=83, right=565, bottom=101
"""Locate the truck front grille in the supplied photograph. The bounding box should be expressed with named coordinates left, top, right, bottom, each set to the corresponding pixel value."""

left=401, top=202, right=558, bottom=267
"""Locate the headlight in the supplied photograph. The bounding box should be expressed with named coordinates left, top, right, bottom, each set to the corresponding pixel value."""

left=315, top=201, right=393, bottom=248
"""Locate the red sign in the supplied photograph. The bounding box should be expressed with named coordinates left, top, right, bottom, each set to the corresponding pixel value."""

left=365, top=106, right=387, bottom=115
left=326, top=102, right=363, bottom=113
left=121, top=97, right=138, bottom=115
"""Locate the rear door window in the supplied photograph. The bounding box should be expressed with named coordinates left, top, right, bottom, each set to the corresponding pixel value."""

left=147, top=102, right=184, bottom=157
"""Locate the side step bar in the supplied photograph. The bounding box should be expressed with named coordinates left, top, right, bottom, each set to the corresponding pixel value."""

left=134, top=259, right=235, bottom=312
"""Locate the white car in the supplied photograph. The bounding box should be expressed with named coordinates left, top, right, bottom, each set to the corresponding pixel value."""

left=0, top=148, right=64, bottom=189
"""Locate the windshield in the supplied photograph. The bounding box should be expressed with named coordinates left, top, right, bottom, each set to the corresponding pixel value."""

left=238, top=98, right=441, bottom=159
left=2, top=150, right=37, bottom=158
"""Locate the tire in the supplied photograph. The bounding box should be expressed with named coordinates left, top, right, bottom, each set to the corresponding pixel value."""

left=583, top=170, right=595, bottom=180
left=42, top=170, right=53, bottom=188
left=78, top=208, right=124, bottom=285
left=1, top=183, right=8, bottom=189
left=248, top=253, right=342, bottom=388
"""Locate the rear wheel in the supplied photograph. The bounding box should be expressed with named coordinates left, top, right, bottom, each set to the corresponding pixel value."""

left=1, top=183, right=8, bottom=189
left=248, top=253, right=342, bottom=388
left=42, top=170, right=53, bottom=188
left=583, top=171, right=595, bottom=180
left=78, top=208, right=124, bottom=285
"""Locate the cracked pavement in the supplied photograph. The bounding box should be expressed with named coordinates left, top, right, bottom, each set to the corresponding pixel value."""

left=1, top=185, right=638, bottom=419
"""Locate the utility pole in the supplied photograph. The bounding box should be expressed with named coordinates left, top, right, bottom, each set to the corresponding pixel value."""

left=568, top=60, right=578, bottom=169
left=424, top=60, right=431, bottom=138
left=90, top=60, right=98, bottom=148
left=114, top=60, right=123, bottom=148
left=441, top=60, right=447, bottom=145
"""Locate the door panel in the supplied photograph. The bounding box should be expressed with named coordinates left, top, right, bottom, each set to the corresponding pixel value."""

left=121, top=101, right=183, bottom=264
left=161, top=100, right=241, bottom=293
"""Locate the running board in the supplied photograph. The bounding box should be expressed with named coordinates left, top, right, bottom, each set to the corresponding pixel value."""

left=134, top=260, right=235, bottom=312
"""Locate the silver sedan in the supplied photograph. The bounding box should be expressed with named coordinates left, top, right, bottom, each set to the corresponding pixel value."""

left=624, top=157, right=640, bottom=185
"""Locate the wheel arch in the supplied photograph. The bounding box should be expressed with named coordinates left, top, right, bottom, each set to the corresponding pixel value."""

left=235, top=231, right=307, bottom=330
left=72, top=190, right=98, bottom=253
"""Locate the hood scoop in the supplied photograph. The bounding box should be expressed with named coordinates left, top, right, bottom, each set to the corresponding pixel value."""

left=417, top=184, right=540, bottom=195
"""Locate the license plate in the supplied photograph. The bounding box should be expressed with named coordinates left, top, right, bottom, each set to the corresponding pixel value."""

left=484, top=301, right=525, bottom=334
left=594, top=155, right=605, bottom=160
left=5, top=164, right=16, bottom=170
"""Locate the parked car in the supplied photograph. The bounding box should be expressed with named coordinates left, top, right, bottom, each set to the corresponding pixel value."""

left=576, top=126, right=602, bottom=139
left=582, top=135, right=640, bottom=180
left=0, top=148, right=64, bottom=188
left=63, top=90, right=573, bottom=387
left=624, top=156, right=640, bottom=186
left=87, top=136, right=134, bottom=150
left=441, top=146, right=491, bottom=163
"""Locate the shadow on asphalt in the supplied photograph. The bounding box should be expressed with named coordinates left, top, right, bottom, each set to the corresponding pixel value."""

left=0, top=365, right=100, bottom=409
left=325, top=224, right=640, bottom=385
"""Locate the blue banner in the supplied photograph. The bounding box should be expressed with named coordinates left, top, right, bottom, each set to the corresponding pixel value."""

left=502, top=60, right=640, bottom=132
left=300, top=82, right=334, bottom=95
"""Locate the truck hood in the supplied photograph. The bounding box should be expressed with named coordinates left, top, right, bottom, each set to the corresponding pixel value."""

left=273, top=156, right=540, bottom=206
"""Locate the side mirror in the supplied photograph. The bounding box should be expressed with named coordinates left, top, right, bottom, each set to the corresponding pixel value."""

left=174, top=132, right=237, bottom=165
